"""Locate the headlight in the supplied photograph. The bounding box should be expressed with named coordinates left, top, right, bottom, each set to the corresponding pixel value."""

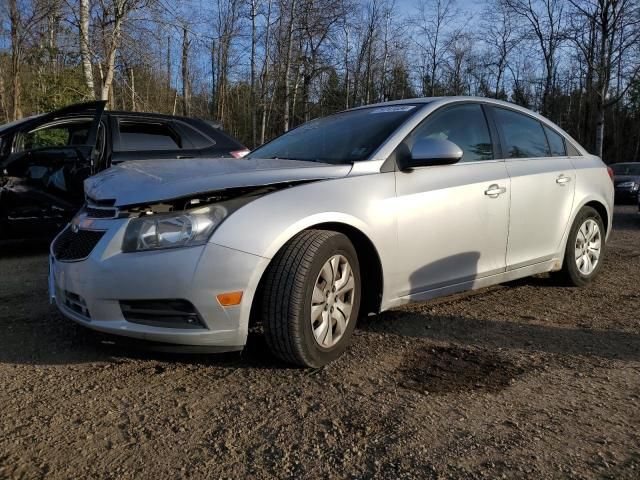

left=122, top=205, right=227, bottom=252
left=617, top=181, right=637, bottom=189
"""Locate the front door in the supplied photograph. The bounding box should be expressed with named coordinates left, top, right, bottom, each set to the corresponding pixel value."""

left=0, top=101, right=105, bottom=238
left=394, top=103, right=510, bottom=297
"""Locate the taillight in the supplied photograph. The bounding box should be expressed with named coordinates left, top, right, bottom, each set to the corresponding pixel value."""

left=607, top=166, right=614, bottom=181
left=230, top=149, right=250, bottom=159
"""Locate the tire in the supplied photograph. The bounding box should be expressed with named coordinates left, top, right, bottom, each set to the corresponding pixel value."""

left=555, top=206, right=605, bottom=286
left=261, top=230, right=361, bottom=367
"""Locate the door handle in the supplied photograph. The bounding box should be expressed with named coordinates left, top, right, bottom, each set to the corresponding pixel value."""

left=484, top=184, right=507, bottom=197
left=556, top=174, right=571, bottom=185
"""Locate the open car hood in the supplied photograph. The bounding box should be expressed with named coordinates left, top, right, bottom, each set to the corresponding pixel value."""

left=85, top=157, right=353, bottom=206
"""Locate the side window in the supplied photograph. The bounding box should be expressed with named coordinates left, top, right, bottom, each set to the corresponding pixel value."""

left=407, top=104, right=493, bottom=162
left=117, top=121, right=181, bottom=151
left=14, top=121, right=92, bottom=152
left=493, top=108, right=550, bottom=158
left=178, top=123, right=215, bottom=149
left=543, top=126, right=566, bottom=156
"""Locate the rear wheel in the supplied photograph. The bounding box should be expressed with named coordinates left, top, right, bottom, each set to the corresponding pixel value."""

left=261, top=230, right=361, bottom=367
left=555, top=206, right=605, bottom=286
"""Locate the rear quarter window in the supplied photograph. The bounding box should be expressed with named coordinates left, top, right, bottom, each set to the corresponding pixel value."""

left=117, top=121, right=181, bottom=151
left=543, top=126, right=566, bottom=156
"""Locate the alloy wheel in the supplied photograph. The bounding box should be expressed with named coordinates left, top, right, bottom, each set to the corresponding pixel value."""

left=574, top=218, right=601, bottom=275
left=310, top=254, right=356, bottom=348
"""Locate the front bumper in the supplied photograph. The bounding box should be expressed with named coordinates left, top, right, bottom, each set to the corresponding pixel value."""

left=49, top=221, right=269, bottom=349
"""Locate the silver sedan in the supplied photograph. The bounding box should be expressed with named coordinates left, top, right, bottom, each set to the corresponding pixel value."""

left=49, top=97, right=614, bottom=367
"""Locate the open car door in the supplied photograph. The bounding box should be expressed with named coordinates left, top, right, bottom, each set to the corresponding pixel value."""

left=0, top=101, right=106, bottom=239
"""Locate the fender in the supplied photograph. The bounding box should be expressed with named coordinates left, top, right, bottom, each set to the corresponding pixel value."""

left=210, top=172, right=400, bottom=304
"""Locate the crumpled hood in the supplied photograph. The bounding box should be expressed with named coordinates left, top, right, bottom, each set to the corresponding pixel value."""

left=85, top=157, right=352, bottom=206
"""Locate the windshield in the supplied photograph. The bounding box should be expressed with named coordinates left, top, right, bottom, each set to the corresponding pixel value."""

left=611, top=163, right=640, bottom=175
left=248, top=104, right=423, bottom=163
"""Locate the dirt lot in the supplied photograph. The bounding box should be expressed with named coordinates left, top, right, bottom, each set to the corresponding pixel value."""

left=1, top=206, right=639, bottom=479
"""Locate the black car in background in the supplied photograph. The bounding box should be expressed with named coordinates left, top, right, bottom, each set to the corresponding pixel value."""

left=0, top=101, right=248, bottom=240
left=610, top=162, right=640, bottom=204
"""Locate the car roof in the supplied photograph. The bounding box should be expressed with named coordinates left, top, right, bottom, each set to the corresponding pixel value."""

left=106, top=110, right=207, bottom=123
left=348, top=96, right=536, bottom=112
left=347, top=96, right=587, bottom=156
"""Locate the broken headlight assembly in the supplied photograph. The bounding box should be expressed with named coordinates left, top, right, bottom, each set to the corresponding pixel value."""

left=122, top=204, right=228, bottom=252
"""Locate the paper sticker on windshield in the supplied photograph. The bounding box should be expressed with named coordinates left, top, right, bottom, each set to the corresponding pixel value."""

left=368, top=105, right=416, bottom=114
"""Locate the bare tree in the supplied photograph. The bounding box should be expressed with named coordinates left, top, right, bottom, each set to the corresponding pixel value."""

left=414, top=0, right=460, bottom=96
left=481, top=0, right=519, bottom=98
left=569, top=0, right=640, bottom=157
left=503, top=0, right=566, bottom=116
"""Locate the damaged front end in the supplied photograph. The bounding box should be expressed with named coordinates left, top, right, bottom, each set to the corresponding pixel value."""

left=80, top=182, right=309, bottom=253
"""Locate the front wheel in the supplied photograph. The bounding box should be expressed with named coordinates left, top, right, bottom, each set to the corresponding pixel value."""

left=555, top=206, right=605, bottom=286
left=261, top=230, right=361, bottom=367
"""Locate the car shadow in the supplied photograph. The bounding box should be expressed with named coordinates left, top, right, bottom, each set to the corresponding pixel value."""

left=357, top=250, right=640, bottom=363
left=0, top=301, right=295, bottom=368
left=359, top=310, right=640, bottom=362
left=0, top=239, right=51, bottom=258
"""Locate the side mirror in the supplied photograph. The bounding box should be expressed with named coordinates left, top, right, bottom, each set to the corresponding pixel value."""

left=400, top=137, right=463, bottom=170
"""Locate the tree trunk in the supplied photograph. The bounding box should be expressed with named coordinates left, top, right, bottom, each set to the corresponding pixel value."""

left=9, top=0, right=22, bottom=120
left=595, top=104, right=604, bottom=159
left=283, top=0, right=297, bottom=133
left=130, top=67, right=136, bottom=111
left=250, top=0, right=257, bottom=147
left=79, top=0, right=95, bottom=96
left=260, top=0, right=273, bottom=145
left=182, top=26, right=190, bottom=116
left=100, top=12, right=123, bottom=105
left=211, top=39, right=216, bottom=118
left=167, top=36, right=172, bottom=112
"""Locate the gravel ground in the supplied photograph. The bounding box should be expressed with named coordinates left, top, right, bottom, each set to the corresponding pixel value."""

left=1, top=206, right=639, bottom=479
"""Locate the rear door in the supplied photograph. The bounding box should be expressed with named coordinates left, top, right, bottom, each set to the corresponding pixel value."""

left=0, top=101, right=105, bottom=238
left=489, top=106, right=576, bottom=269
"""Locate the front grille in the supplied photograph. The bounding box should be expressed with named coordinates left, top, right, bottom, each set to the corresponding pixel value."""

left=120, top=299, right=206, bottom=329
left=52, top=227, right=105, bottom=261
left=85, top=206, right=117, bottom=218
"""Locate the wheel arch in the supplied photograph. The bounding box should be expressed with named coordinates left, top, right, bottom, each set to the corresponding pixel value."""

left=249, top=221, right=384, bottom=326
left=583, top=200, right=609, bottom=235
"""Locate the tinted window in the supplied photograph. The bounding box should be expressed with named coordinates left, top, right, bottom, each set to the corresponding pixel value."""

left=179, top=123, right=215, bottom=149
left=248, top=104, right=421, bottom=163
left=544, top=126, right=566, bottom=156
left=407, top=104, right=493, bottom=162
left=118, top=121, right=181, bottom=151
left=494, top=108, right=550, bottom=158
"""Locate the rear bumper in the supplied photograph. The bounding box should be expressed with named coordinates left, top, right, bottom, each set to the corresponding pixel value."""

left=50, top=225, right=269, bottom=348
